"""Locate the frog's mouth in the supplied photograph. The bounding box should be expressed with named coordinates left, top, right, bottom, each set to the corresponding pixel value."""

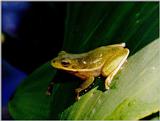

left=51, top=60, right=62, bottom=69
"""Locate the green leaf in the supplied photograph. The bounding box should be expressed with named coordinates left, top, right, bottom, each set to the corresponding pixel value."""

left=9, top=2, right=159, bottom=120
left=63, top=2, right=158, bottom=54
left=60, top=38, right=160, bottom=120
left=8, top=62, right=56, bottom=119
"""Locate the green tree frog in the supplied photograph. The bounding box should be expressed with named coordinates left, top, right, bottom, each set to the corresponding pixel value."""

left=51, top=43, right=129, bottom=100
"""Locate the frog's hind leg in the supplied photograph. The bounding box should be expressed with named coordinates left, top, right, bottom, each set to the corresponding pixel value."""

left=104, top=60, right=125, bottom=90
left=75, top=76, right=94, bottom=100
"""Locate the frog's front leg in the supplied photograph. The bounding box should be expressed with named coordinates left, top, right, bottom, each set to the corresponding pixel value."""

left=75, top=76, right=94, bottom=100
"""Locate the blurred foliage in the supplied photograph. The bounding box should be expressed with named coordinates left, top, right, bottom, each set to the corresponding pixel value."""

left=2, top=2, right=30, bottom=36
left=63, top=2, right=158, bottom=55
left=2, top=60, right=26, bottom=106
left=8, top=2, right=159, bottom=120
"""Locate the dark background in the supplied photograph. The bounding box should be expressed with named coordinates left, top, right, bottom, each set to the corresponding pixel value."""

left=3, top=2, right=66, bottom=73
left=2, top=2, right=66, bottom=119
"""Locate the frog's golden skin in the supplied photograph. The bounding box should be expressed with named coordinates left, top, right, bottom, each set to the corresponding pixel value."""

left=51, top=43, right=129, bottom=100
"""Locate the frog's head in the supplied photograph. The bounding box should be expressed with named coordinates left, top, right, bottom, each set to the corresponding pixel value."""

left=51, top=51, right=79, bottom=71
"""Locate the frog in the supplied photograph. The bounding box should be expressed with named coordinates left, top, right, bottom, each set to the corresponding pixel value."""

left=50, top=43, right=129, bottom=100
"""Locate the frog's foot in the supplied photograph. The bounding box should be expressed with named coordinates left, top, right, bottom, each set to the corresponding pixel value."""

left=46, top=81, right=55, bottom=96
left=46, top=91, right=51, bottom=96
left=105, top=57, right=126, bottom=90
left=75, top=76, right=95, bottom=100
left=105, top=77, right=111, bottom=90
left=105, top=70, right=115, bottom=90
left=75, top=88, right=81, bottom=100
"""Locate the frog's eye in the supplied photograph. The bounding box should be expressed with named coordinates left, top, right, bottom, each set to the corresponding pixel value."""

left=61, top=59, right=70, bottom=67
left=58, top=51, right=66, bottom=56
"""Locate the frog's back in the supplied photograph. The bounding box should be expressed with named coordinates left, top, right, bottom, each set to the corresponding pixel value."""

left=77, top=45, right=126, bottom=70
left=71, top=46, right=111, bottom=79
left=76, top=46, right=110, bottom=70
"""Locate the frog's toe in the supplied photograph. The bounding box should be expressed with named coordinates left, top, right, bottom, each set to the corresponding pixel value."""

left=75, top=95, right=80, bottom=101
left=46, top=91, right=51, bottom=96
left=105, top=83, right=110, bottom=90
left=75, top=88, right=81, bottom=100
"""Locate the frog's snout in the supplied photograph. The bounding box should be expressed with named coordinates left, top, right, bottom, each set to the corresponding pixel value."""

left=51, top=59, right=57, bottom=68
left=51, top=59, right=57, bottom=65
